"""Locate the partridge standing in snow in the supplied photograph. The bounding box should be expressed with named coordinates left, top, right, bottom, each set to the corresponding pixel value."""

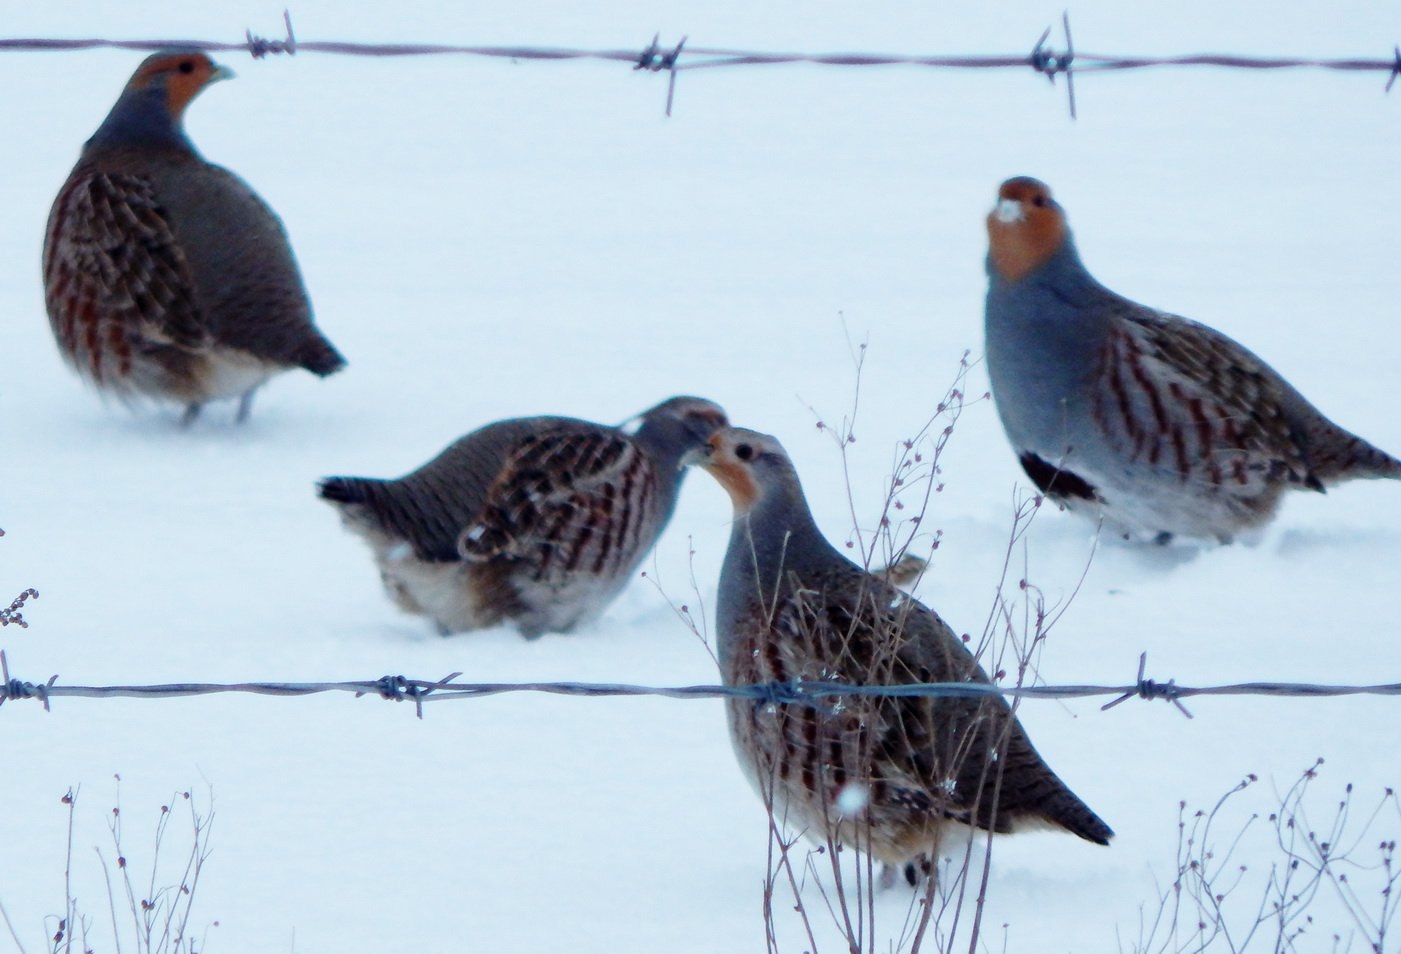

left=44, top=51, right=345, bottom=424
left=984, top=176, right=1401, bottom=543
left=320, top=396, right=729, bottom=638
left=691, top=426, right=1112, bottom=879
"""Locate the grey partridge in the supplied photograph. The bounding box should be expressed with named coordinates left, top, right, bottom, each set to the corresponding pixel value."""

left=691, top=426, right=1112, bottom=876
left=320, top=396, right=729, bottom=638
left=44, top=51, right=345, bottom=424
left=984, top=176, right=1401, bottom=544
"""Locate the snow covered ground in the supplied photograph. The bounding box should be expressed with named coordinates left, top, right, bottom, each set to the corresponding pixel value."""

left=2, top=1, right=1400, bottom=950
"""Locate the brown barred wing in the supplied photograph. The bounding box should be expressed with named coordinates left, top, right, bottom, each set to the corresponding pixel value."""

left=727, top=568, right=1111, bottom=851
left=457, top=430, right=659, bottom=581
left=724, top=573, right=987, bottom=846
left=44, top=170, right=209, bottom=391
left=1092, top=306, right=1317, bottom=496
left=892, top=598, right=1112, bottom=843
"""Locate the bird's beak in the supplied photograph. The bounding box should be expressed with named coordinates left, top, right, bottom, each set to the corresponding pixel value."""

left=993, top=198, right=1024, bottom=224
left=210, top=63, right=236, bottom=84
left=680, top=444, right=714, bottom=470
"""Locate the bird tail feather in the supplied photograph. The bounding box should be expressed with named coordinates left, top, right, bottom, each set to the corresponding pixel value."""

left=1308, top=429, right=1401, bottom=485
left=1044, top=790, right=1114, bottom=846
left=318, top=476, right=374, bottom=506
left=298, top=336, right=348, bottom=377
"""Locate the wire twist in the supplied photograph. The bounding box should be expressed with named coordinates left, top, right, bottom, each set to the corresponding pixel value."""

left=360, top=671, right=464, bottom=719
left=245, top=10, right=296, bottom=59
left=633, top=33, right=688, bottom=115
left=0, top=650, right=54, bottom=711
left=1101, top=652, right=1193, bottom=718
left=1028, top=13, right=1077, bottom=118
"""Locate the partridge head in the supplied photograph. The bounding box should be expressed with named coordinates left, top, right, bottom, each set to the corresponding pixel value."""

left=44, top=51, right=346, bottom=424
left=984, top=176, right=1401, bottom=544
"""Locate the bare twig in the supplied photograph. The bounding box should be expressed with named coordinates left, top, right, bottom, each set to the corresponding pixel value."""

left=0, top=897, right=27, bottom=954
left=1122, top=760, right=1400, bottom=954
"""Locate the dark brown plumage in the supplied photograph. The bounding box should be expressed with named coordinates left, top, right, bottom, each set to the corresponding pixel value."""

left=693, top=426, right=1111, bottom=875
left=44, top=50, right=344, bottom=423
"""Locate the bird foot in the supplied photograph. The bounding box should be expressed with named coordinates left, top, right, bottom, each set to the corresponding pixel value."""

left=180, top=403, right=203, bottom=427
left=880, top=855, right=934, bottom=889
left=903, top=854, right=933, bottom=887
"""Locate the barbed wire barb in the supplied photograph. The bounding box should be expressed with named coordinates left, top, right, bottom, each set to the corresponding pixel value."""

left=633, top=33, right=688, bottom=116
left=1029, top=12, right=1077, bottom=118
left=358, top=670, right=464, bottom=719
left=1061, top=11, right=1078, bottom=119
left=0, top=649, right=54, bottom=712
left=1101, top=652, right=1193, bottom=718
left=1387, top=44, right=1401, bottom=92
left=245, top=9, right=297, bottom=60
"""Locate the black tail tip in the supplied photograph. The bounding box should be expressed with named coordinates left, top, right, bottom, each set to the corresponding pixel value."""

left=302, top=342, right=348, bottom=378
left=317, top=476, right=364, bottom=504
left=309, top=355, right=348, bottom=378
left=1081, top=819, right=1114, bottom=846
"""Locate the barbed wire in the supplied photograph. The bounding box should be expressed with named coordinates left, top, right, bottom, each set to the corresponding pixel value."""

left=2, top=649, right=1397, bottom=720
left=2, top=10, right=1398, bottom=117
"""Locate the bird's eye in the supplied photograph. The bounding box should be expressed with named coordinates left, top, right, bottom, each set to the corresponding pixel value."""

left=735, top=443, right=755, bottom=462
left=1031, top=194, right=1047, bottom=207
left=179, top=60, right=196, bottom=74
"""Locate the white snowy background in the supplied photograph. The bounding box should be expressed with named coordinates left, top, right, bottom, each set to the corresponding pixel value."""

left=2, top=1, right=1400, bottom=950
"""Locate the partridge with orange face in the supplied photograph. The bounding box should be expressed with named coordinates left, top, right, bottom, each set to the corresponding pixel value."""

left=320, top=397, right=728, bottom=638
left=691, top=426, right=1112, bottom=878
left=44, top=51, right=345, bottom=423
left=984, top=176, right=1401, bottom=543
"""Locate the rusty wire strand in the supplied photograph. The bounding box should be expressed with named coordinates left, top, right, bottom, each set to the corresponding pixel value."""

left=1, top=649, right=1397, bottom=720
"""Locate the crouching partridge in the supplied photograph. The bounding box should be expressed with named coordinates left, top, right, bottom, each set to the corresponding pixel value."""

left=690, top=426, right=1112, bottom=878
left=984, top=176, right=1401, bottom=543
left=320, top=396, right=728, bottom=638
left=44, top=51, right=345, bottom=423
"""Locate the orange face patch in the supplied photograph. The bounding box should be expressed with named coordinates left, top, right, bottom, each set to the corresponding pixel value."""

left=129, top=53, right=228, bottom=119
left=702, top=434, right=761, bottom=513
left=986, top=176, right=1068, bottom=283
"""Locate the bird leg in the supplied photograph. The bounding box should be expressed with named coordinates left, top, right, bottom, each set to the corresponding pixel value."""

left=879, top=864, right=899, bottom=890
left=235, top=387, right=258, bottom=424
left=180, top=402, right=203, bottom=427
